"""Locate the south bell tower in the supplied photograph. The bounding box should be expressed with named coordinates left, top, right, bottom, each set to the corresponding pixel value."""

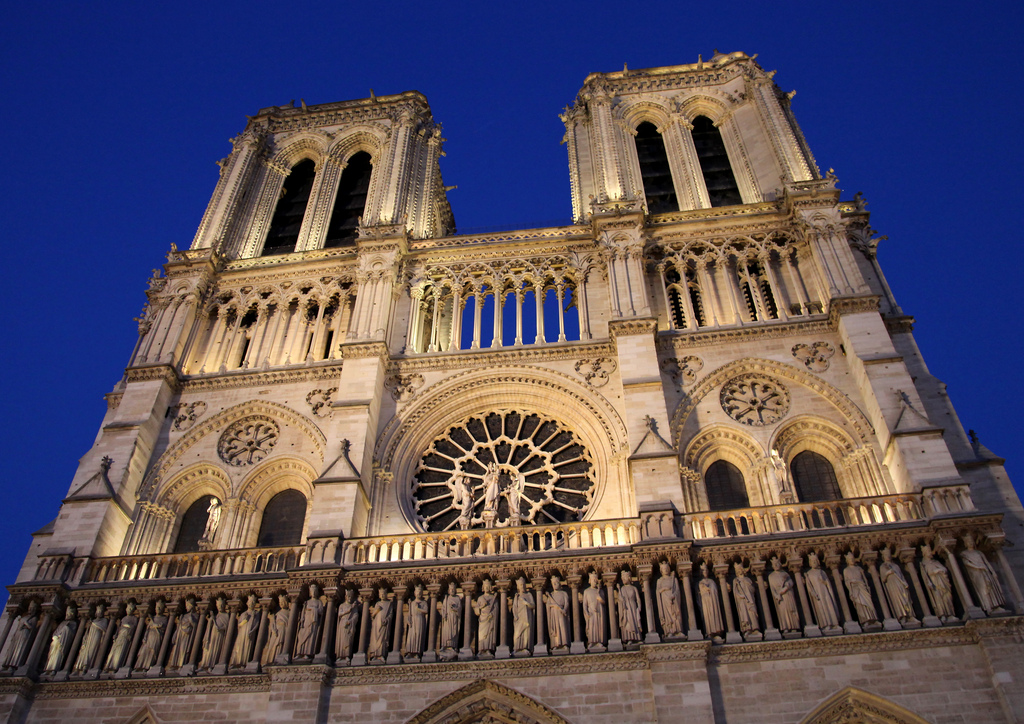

left=3, top=53, right=1023, bottom=724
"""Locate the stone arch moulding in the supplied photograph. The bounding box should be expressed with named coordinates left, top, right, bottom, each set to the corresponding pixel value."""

left=375, top=365, right=628, bottom=532
left=671, top=357, right=876, bottom=450
left=683, top=423, right=762, bottom=478
left=771, top=414, right=857, bottom=463
left=617, top=97, right=675, bottom=132
left=677, top=93, right=734, bottom=125
left=152, top=463, right=231, bottom=512
left=268, top=130, right=331, bottom=170
left=237, top=455, right=318, bottom=510
left=326, top=123, right=389, bottom=164
left=139, top=400, right=327, bottom=503
left=799, top=686, right=932, bottom=724
left=406, top=679, right=572, bottom=724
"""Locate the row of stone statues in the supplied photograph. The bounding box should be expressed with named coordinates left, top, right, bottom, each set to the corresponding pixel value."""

left=0, top=536, right=1013, bottom=676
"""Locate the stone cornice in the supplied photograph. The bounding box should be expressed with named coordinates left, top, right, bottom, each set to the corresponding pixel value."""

left=339, top=341, right=389, bottom=361
left=656, top=316, right=832, bottom=352
left=409, top=226, right=590, bottom=251
left=609, top=318, right=658, bottom=338
left=179, top=364, right=343, bottom=393
left=828, top=295, right=880, bottom=325
left=223, top=246, right=358, bottom=272
left=124, top=364, right=180, bottom=388
left=389, top=341, right=617, bottom=375
left=30, top=674, right=270, bottom=699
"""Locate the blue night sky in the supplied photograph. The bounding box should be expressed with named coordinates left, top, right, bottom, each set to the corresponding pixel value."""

left=2, top=2, right=1022, bottom=594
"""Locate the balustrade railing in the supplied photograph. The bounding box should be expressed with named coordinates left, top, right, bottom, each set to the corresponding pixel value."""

left=73, top=545, right=308, bottom=585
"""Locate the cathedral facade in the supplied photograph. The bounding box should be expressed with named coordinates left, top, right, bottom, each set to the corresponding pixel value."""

left=1, top=52, right=1023, bottom=724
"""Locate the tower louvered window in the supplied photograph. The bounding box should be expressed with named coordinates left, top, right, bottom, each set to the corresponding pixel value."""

left=635, top=122, right=678, bottom=214
left=692, top=116, right=742, bottom=207
left=262, top=159, right=316, bottom=256
left=325, top=151, right=372, bottom=248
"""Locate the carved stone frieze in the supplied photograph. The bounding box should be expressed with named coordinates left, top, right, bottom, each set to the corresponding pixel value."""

left=306, top=388, right=337, bottom=418
left=391, top=342, right=616, bottom=375
left=609, top=318, right=657, bottom=338
left=217, top=416, right=281, bottom=467
left=720, top=374, right=790, bottom=426
left=661, top=355, right=703, bottom=386
left=792, top=341, right=835, bottom=372
left=181, top=364, right=342, bottom=393
left=385, top=373, right=424, bottom=402
left=574, top=358, right=616, bottom=387
left=171, top=401, right=208, bottom=431
left=124, top=365, right=180, bottom=388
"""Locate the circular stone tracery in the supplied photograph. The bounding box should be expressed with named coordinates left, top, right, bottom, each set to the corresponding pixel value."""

left=217, top=415, right=280, bottom=466
left=412, top=410, right=595, bottom=532
left=720, top=375, right=790, bottom=426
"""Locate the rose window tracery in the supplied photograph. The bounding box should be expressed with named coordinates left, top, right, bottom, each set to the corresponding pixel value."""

left=412, top=410, right=595, bottom=532
left=217, top=416, right=280, bottom=466
left=720, top=375, right=790, bottom=426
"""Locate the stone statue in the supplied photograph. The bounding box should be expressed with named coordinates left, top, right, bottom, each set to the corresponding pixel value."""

left=261, top=595, right=290, bottom=665
left=843, top=552, right=879, bottom=628
left=294, top=584, right=325, bottom=660
left=335, top=589, right=361, bottom=661
left=201, top=497, right=222, bottom=543
left=510, top=577, right=535, bottom=655
left=581, top=571, right=605, bottom=652
left=543, top=575, right=571, bottom=652
left=169, top=598, right=199, bottom=669
left=198, top=597, right=229, bottom=670
left=367, top=587, right=393, bottom=663
left=448, top=470, right=474, bottom=530
left=616, top=570, right=643, bottom=645
left=43, top=602, right=79, bottom=673
left=229, top=595, right=260, bottom=668
left=769, top=448, right=794, bottom=502
left=730, top=562, right=759, bottom=635
left=507, top=470, right=526, bottom=525
left=1, top=601, right=39, bottom=670
left=482, top=462, right=500, bottom=516
left=133, top=600, right=168, bottom=672
left=655, top=562, right=683, bottom=638
left=698, top=563, right=724, bottom=642
left=960, top=534, right=1007, bottom=614
left=73, top=602, right=108, bottom=673
left=920, top=544, right=956, bottom=623
left=768, top=557, right=800, bottom=633
left=104, top=601, right=139, bottom=672
left=805, top=553, right=841, bottom=632
left=403, top=585, right=429, bottom=661
left=437, top=582, right=462, bottom=660
left=472, top=580, right=499, bottom=657
left=879, top=548, right=917, bottom=624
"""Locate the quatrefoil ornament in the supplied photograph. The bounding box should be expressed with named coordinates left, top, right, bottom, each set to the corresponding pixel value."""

left=792, top=342, right=835, bottom=372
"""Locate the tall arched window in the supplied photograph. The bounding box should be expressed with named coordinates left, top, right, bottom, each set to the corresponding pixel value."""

left=704, top=460, right=750, bottom=511
left=256, top=490, right=307, bottom=547
left=263, top=159, right=317, bottom=256
left=791, top=451, right=842, bottom=502
left=635, top=122, right=678, bottom=214
left=691, top=116, right=742, bottom=207
left=173, top=495, right=215, bottom=553
left=324, top=151, right=372, bottom=248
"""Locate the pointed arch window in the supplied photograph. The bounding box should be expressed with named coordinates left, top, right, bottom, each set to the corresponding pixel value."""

left=256, top=489, right=307, bottom=547
left=172, top=495, right=215, bottom=553
left=324, top=151, right=372, bottom=248
left=635, top=122, right=678, bottom=214
left=263, top=159, right=316, bottom=256
left=691, top=116, right=742, bottom=207
left=791, top=451, right=842, bottom=502
left=704, top=460, right=750, bottom=511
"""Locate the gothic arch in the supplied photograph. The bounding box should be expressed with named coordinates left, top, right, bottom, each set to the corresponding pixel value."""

left=139, top=400, right=326, bottom=501
left=683, top=424, right=762, bottom=477
left=237, top=456, right=318, bottom=509
left=152, top=463, right=231, bottom=512
left=327, top=124, right=388, bottom=164
left=270, top=130, right=331, bottom=170
left=671, top=357, right=875, bottom=449
left=618, top=98, right=674, bottom=132
left=376, top=366, right=628, bottom=530
left=406, top=679, right=571, bottom=724
left=799, top=686, right=931, bottom=724
left=677, top=94, right=733, bottom=125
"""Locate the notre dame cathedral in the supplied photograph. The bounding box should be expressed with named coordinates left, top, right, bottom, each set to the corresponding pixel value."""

left=1, top=52, right=1022, bottom=724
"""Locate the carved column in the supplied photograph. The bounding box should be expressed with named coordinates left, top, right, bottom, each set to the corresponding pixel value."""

left=937, top=540, right=983, bottom=619
left=17, top=603, right=55, bottom=678
left=715, top=563, right=742, bottom=644
left=531, top=577, right=548, bottom=656
left=211, top=600, right=239, bottom=675
left=422, top=584, right=440, bottom=663
left=603, top=572, right=621, bottom=652
left=993, top=544, right=1024, bottom=615
left=315, top=587, right=338, bottom=665
left=116, top=603, right=149, bottom=678
left=567, top=575, right=585, bottom=654
left=752, top=559, right=780, bottom=641
left=900, top=548, right=939, bottom=628
left=640, top=566, right=660, bottom=644
left=863, top=552, right=900, bottom=631
left=247, top=597, right=272, bottom=673
left=275, top=593, right=300, bottom=665
left=495, top=580, right=511, bottom=660
left=680, top=565, right=702, bottom=641
left=826, top=553, right=860, bottom=634
left=180, top=600, right=209, bottom=677
left=460, top=581, right=476, bottom=660
left=150, top=607, right=177, bottom=677
left=387, top=587, right=406, bottom=665
left=56, top=609, right=91, bottom=682
left=351, top=588, right=373, bottom=666
left=788, top=557, right=820, bottom=638
left=89, top=608, right=120, bottom=679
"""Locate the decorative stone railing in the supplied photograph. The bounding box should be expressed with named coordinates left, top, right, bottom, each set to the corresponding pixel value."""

left=682, top=490, right=972, bottom=541
left=65, top=545, right=309, bottom=585
left=341, top=517, right=642, bottom=566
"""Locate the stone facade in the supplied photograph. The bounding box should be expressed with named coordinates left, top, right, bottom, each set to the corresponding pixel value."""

left=1, top=52, right=1023, bottom=724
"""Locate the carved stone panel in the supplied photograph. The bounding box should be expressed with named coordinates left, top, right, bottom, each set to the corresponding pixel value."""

left=720, top=375, right=790, bottom=426
left=792, top=342, right=835, bottom=372
left=217, top=415, right=281, bottom=466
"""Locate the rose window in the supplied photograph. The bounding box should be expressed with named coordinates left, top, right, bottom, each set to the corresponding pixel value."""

left=412, top=410, right=595, bottom=532
left=217, top=416, right=280, bottom=466
left=720, top=375, right=790, bottom=426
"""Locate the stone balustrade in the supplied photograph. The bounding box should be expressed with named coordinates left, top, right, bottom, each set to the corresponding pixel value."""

left=71, top=545, right=308, bottom=585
